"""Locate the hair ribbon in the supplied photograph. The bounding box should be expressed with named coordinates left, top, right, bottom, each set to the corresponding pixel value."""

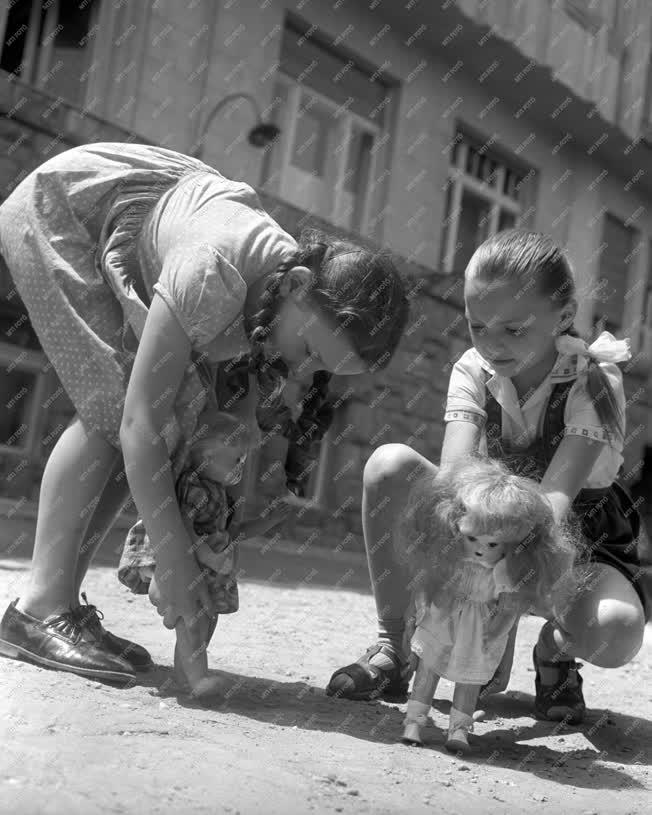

left=555, top=330, right=631, bottom=365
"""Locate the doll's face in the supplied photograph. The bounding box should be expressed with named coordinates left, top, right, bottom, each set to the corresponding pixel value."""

left=457, top=514, right=512, bottom=568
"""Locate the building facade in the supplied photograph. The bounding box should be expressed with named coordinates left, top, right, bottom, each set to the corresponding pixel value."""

left=1, top=0, right=651, bottom=549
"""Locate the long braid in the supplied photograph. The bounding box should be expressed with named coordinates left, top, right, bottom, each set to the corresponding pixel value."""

left=238, top=250, right=335, bottom=497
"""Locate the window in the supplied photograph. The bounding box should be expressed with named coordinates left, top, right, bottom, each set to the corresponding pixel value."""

left=260, top=19, right=391, bottom=235
left=0, top=0, right=101, bottom=108
left=593, top=214, right=638, bottom=336
left=564, top=1, right=605, bottom=35
left=440, top=131, right=534, bottom=274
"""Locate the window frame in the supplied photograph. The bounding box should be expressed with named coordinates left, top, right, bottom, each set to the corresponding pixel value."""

left=440, top=131, right=535, bottom=275
left=0, top=0, right=121, bottom=114
left=261, top=71, right=382, bottom=236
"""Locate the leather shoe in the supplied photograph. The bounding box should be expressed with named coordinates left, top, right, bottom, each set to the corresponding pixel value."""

left=0, top=599, right=135, bottom=681
left=75, top=593, right=153, bottom=672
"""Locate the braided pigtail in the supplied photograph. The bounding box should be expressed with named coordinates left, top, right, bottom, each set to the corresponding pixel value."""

left=564, top=326, right=624, bottom=442
left=243, top=228, right=408, bottom=497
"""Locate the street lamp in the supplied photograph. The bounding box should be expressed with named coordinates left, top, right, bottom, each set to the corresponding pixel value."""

left=192, top=92, right=281, bottom=159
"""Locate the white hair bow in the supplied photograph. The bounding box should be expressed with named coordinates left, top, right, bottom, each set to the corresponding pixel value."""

left=555, top=331, right=631, bottom=364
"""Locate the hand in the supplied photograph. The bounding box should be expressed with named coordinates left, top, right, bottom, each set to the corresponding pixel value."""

left=149, top=548, right=213, bottom=631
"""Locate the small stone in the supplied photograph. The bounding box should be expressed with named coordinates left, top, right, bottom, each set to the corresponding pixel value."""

left=441, top=780, right=452, bottom=787
left=335, top=780, right=347, bottom=787
left=458, top=765, right=470, bottom=771
left=159, top=702, right=168, bottom=709
left=346, top=789, right=359, bottom=796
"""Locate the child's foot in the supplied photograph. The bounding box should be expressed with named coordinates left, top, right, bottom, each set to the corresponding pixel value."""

left=327, top=644, right=411, bottom=701
left=0, top=598, right=134, bottom=682
left=532, top=632, right=585, bottom=724
left=75, top=593, right=152, bottom=672
left=445, top=708, right=474, bottom=754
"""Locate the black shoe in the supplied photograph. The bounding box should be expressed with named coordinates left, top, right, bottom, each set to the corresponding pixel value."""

left=533, top=644, right=586, bottom=725
left=0, top=599, right=135, bottom=681
left=75, top=593, right=153, bottom=672
left=326, top=644, right=411, bottom=701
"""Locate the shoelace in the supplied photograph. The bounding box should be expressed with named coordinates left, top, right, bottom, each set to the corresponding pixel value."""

left=46, top=608, right=86, bottom=639
left=74, top=592, right=105, bottom=635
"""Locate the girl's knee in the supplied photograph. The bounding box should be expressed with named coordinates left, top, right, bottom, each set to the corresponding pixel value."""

left=572, top=607, right=644, bottom=668
left=363, top=444, right=436, bottom=492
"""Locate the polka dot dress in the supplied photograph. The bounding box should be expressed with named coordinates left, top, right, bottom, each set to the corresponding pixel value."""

left=0, top=142, right=221, bottom=458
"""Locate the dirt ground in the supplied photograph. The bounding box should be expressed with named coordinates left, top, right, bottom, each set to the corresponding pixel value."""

left=1, top=517, right=651, bottom=815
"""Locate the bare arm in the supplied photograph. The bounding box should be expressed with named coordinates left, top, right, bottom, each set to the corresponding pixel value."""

left=440, top=420, right=481, bottom=466
left=539, top=434, right=604, bottom=523
left=119, top=292, right=211, bottom=621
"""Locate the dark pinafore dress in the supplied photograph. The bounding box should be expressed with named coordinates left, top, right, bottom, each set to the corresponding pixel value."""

left=484, top=376, right=651, bottom=621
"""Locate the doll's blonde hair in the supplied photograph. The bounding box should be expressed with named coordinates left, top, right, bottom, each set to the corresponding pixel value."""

left=399, top=456, right=586, bottom=616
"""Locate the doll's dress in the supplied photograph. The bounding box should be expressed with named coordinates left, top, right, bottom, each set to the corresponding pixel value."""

left=410, top=558, right=520, bottom=684
left=118, top=463, right=240, bottom=615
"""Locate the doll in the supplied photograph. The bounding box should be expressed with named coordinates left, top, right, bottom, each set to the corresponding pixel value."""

left=120, top=405, right=290, bottom=696
left=398, top=457, right=584, bottom=753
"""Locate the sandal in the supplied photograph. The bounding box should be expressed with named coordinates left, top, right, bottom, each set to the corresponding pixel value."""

left=532, top=644, right=585, bottom=725
left=326, top=644, right=411, bottom=701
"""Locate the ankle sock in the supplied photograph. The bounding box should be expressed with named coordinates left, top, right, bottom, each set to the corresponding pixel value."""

left=369, top=617, right=405, bottom=670
left=536, top=622, right=573, bottom=685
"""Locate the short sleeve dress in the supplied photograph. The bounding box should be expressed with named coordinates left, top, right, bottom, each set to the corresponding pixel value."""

left=0, top=142, right=298, bottom=461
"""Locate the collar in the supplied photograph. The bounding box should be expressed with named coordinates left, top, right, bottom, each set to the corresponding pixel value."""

left=474, top=348, right=581, bottom=383
left=471, top=348, right=581, bottom=422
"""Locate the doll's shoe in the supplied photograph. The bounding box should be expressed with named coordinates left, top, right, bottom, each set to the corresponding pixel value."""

left=445, top=707, right=474, bottom=754
left=326, top=644, right=411, bottom=701
left=401, top=720, right=423, bottom=746
left=74, top=593, right=153, bottom=672
left=0, top=599, right=134, bottom=681
left=532, top=645, right=585, bottom=725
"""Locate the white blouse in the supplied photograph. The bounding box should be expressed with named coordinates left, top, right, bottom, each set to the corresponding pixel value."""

left=444, top=347, right=626, bottom=488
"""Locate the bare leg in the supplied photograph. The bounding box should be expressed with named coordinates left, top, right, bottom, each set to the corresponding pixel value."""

left=362, top=444, right=440, bottom=633
left=328, top=445, right=440, bottom=697
left=401, top=656, right=440, bottom=745
left=534, top=563, right=644, bottom=721
left=73, top=455, right=132, bottom=598
left=478, top=618, right=520, bottom=699
left=17, top=415, right=119, bottom=619
left=447, top=683, right=481, bottom=754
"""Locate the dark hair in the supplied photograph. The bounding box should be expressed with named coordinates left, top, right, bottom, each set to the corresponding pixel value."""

left=224, top=230, right=409, bottom=497
left=467, top=228, right=624, bottom=442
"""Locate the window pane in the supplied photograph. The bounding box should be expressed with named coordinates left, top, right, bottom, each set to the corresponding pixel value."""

left=595, top=214, right=634, bottom=334
left=1, top=0, right=41, bottom=77
left=291, top=96, right=334, bottom=177
left=454, top=189, right=492, bottom=274
left=498, top=210, right=516, bottom=231
left=344, top=127, right=373, bottom=194
left=41, top=0, right=99, bottom=107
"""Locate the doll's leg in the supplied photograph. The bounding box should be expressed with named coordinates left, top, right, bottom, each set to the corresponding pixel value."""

left=533, top=563, right=644, bottom=723
left=328, top=445, right=439, bottom=699
left=446, top=683, right=481, bottom=754
left=174, top=617, right=225, bottom=697
left=401, top=657, right=440, bottom=745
